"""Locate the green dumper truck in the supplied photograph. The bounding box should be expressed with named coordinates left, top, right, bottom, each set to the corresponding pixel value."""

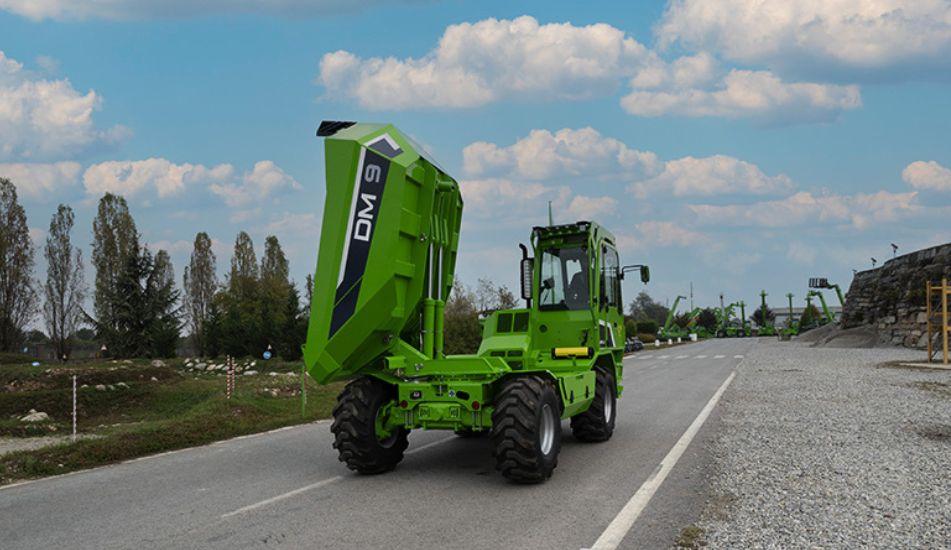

left=304, top=121, right=649, bottom=483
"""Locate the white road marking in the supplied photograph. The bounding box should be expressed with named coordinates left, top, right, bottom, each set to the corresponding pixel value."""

left=734, top=355, right=744, bottom=359
left=696, top=355, right=707, bottom=359
left=714, top=355, right=725, bottom=359
left=220, top=436, right=454, bottom=518
left=221, top=476, right=343, bottom=518
left=675, top=355, right=688, bottom=359
left=640, top=355, right=653, bottom=360
left=658, top=355, right=670, bottom=359
left=588, top=371, right=736, bottom=550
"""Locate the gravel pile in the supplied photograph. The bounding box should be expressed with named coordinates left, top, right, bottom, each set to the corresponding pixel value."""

left=698, top=339, right=950, bottom=548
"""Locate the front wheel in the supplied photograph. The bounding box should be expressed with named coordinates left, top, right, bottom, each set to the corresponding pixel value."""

left=331, top=376, right=408, bottom=474
left=570, top=368, right=617, bottom=442
left=491, top=376, right=562, bottom=483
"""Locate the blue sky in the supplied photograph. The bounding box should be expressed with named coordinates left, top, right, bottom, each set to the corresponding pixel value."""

left=2, top=0, right=950, bottom=313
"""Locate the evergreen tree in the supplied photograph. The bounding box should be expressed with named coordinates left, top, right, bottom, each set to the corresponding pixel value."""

left=148, top=250, right=181, bottom=357
left=183, top=232, right=217, bottom=355
left=0, top=178, right=37, bottom=351
left=91, top=193, right=139, bottom=352
left=42, top=204, right=85, bottom=360
left=220, top=232, right=260, bottom=356
left=259, top=235, right=290, bottom=352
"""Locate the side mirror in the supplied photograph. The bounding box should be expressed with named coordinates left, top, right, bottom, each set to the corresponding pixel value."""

left=520, top=258, right=533, bottom=301
left=640, top=265, right=650, bottom=284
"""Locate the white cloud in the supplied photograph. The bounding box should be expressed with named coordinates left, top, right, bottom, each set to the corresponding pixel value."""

left=84, top=158, right=233, bottom=199
left=656, top=0, right=951, bottom=77
left=786, top=242, right=817, bottom=265
left=0, top=161, right=81, bottom=200
left=82, top=158, right=300, bottom=206
left=463, top=127, right=660, bottom=180
left=635, top=221, right=708, bottom=247
left=461, top=177, right=552, bottom=219
left=631, top=155, right=793, bottom=198
left=566, top=195, right=618, bottom=220
left=264, top=212, right=319, bottom=234
left=318, top=16, right=652, bottom=109
left=0, top=51, right=128, bottom=161
left=688, top=190, right=919, bottom=230
left=622, top=66, right=861, bottom=122
left=210, top=160, right=301, bottom=207
left=902, top=160, right=951, bottom=192
left=0, top=0, right=407, bottom=20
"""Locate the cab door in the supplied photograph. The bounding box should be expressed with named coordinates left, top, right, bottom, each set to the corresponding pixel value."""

left=598, top=242, right=623, bottom=350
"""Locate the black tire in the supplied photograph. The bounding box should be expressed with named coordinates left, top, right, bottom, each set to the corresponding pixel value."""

left=490, top=376, right=562, bottom=483
left=570, top=368, right=617, bottom=442
left=331, top=376, right=408, bottom=474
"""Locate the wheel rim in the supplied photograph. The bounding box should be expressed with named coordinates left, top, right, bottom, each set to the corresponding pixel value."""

left=539, top=403, right=556, bottom=455
left=604, top=388, right=614, bottom=422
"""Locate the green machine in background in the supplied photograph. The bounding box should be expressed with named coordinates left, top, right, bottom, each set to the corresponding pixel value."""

left=756, top=290, right=777, bottom=336
left=658, top=295, right=687, bottom=340
left=303, top=121, right=650, bottom=483
left=807, top=290, right=836, bottom=326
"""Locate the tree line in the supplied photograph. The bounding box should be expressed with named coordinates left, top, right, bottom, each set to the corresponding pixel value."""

left=0, top=178, right=308, bottom=361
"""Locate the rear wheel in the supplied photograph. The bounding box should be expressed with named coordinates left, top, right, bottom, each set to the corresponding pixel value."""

left=331, top=376, right=408, bottom=474
left=570, top=368, right=617, bottom=442
left=490, top=376, right=562, bottom=483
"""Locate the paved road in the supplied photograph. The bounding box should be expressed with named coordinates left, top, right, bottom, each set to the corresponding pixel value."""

left=0, top=339, right=754, bottom=550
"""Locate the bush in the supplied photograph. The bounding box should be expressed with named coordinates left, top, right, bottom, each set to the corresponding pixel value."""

left=637, top=333, right=656, bottom=344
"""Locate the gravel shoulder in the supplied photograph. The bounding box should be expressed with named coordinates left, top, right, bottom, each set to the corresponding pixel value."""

left=695, top=339, right=950, bottom=548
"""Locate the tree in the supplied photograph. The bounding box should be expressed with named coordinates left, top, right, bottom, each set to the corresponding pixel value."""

left=475, top=278, right=518, bottom=313
left=443, top=279, right=482, bottom=354
left=696, top=308, right=718, bottom=332
left=303, top=273, right=314, bottom=315
left=799, top=303, right=821, bottom=330
left=220, top=232, right=260, bottom=356
left=628, top=292, right=668, bottom=326
left=42, top=204, right=85, bottom=360
left=0, top=179, right=37, bottom=351
left=183, top=232, right=217, bottom=355
left=91, top=193, right=139, bottom=351
left=147, top=250, right=181, bottom=357
left=751, top=304, right=775, bottom=328
left=259, top=235, right=291, bottom=351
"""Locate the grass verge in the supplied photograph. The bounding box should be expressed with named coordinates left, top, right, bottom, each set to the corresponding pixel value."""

left=0, top=358, right=344, bottom=485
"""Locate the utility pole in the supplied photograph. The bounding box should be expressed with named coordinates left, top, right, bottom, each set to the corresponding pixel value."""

left=548, top=201, right=553, bottom=226
left=690, top=282, right=694, bottom=311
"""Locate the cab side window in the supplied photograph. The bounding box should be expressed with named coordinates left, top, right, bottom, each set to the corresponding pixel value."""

left=601, top=245, right=620, bottom=311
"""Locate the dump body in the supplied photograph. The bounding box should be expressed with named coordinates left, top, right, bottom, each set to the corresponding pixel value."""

left=304, top=122, right=636, bottom=438
left=303, top=122, right=462, bottom=384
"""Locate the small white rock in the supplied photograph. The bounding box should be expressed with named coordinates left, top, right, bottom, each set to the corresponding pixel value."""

left=243, top=370, right=258, bottom=376
left=20, top=409, right=50, bottom=422
left=95, top=384, right=106, bottom=391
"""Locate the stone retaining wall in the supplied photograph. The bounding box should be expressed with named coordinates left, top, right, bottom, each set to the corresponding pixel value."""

left=841, top=242, right=951, bottom=348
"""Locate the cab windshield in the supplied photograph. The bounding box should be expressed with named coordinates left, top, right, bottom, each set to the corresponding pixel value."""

left=538, top=246, right=589, bottom=310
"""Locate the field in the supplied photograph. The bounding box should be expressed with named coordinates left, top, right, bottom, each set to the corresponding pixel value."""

left=0, top=357, right=343, bottom=485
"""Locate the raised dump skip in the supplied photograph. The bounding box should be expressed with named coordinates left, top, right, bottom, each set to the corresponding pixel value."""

left=303, top=122, right=462, bottom=383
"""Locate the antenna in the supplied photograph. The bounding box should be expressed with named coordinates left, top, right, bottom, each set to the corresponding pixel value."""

left=548, top=201, right=553, bottom=226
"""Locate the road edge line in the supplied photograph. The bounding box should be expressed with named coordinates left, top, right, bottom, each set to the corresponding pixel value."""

left=588, top=369, right=737, bottom=550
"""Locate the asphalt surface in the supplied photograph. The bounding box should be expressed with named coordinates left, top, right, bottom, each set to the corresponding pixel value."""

left=0, top=338, right=752, bottom=550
